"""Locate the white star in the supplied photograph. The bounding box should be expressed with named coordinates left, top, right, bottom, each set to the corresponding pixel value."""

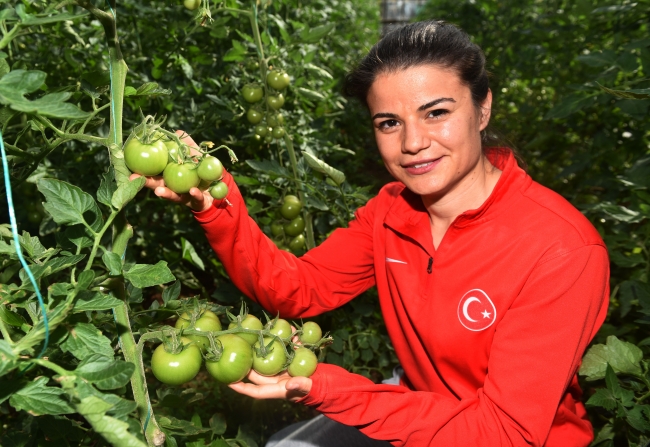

left=482, top=310, right=491, bottom=319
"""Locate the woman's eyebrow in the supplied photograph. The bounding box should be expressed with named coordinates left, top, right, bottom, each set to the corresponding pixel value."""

left=418, top=97, right=456, bottom=111
left=371, top=97, right=457, bottom=120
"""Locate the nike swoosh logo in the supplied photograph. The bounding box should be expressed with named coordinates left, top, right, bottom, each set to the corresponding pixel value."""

left=386, top=258, right=407, bottom=264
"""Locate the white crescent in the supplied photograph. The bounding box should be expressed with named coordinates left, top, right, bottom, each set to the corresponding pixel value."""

left=462, top=297, right=480, bottom=322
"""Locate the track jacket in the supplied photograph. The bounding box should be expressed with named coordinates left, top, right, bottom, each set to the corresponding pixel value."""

left=193, top=148, right=610, bottom=446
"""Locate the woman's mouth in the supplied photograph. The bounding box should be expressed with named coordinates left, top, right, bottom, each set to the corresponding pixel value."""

left=403, top=158, right=442, bottom=175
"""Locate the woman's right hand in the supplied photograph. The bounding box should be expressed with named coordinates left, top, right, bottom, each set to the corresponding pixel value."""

left=131, top=173, right=214, bottom=212
left=131, top=130, right=215, bottom=212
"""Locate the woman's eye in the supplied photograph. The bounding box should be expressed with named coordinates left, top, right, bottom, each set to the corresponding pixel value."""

left=377, top=119, right=399, bottom=130
left=428, top=109, right=448, bottom=119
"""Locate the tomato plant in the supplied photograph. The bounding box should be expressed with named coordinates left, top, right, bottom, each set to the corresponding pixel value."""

left=280, top=196, right=303, bottom=220
left=242, top=83, right=264, bottom=103
left=267, top=318, right=293, bottom=340
left=210, top=182, right=229, bottom=200
left=229, top=314, right=264, bottom=345
left=284, top=216, right=305, bottom=237
left=124, top=138, right=169, bottom=176
left=289, top=234, right=306, bottom=252
left=253, top=337, right=287, bottom=376
left=266, top=94, right=285, bottom=110
left=151, top=337, right=203, bottom=385
left=163, top=162, right=201, bottom=194
left=197, top=155, right=224, bottom=182
left=266, top=70, right=291, bottom=90
left=246, top=108, right=264, bottom=124
left=183, top=0, right=201, bottom=11
left=175, top=310, right=223, bottom=350
left=288, top=347, right=318, bottom=377
left=205, top=334, right=254, bottom=384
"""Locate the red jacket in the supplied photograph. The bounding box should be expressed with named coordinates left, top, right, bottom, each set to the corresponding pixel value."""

left=194, top=148, right=609, bottom=446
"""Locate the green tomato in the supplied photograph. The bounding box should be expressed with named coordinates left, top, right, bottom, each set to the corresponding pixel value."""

left=247, top=109, right=264, bottom=124
left=242, top=84, right=264, bottom=103
left=205, top=334, right=253, bottom=384
left=289, top=234, right=306, bottom=252
left=228, top=314, right=264, bottom=345
left=299, top=321, right=322, bottom=344
left=267, top=113, right=285, bottom=127
left=163, top=163, right=200, bottom=194
left=287, top=347, right=318, bottom=377
left=266, top=70, right=291, bottom=90
left=272, top=127, right=285, bottom=139
left=280, top=199, right=302, bottom=220
left=197, top=156, right=224, bottom=182
left=253, top=337, right=287, bottom=376
left=175, top=310, right=222, bottom=351
left=184, top=0, right=201, bottom=10
left=124, top=139, right=169, bottom=176
left=267, top=94, right=285, bottom=110
left=151, top=337, right=202, bottom=385
left=283, top=216, right=305, bottom=237
left=270, top=222, right=284, bottom=237
left=254, top=125, right=268, bottom=137
left=210, top=182, right=229, bottom=200
left=264, top=134, right=273, bottom=144
left=267, top=318, right=293, bottom=341
left=164, top=140, right=183, bottom=163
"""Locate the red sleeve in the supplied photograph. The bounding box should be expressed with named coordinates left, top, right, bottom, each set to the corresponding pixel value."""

left=299, top=245, right=609, bottom=447
left=193, top=171, right=376, bottom=318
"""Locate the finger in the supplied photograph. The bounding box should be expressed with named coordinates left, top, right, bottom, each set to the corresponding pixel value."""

left=154, top=186, right=184, bottom=202
left=285, top=376, right=312, bottom=395
left=228, top=381, right=289, bottom=400
left=246, top=369, right=290, bottom=385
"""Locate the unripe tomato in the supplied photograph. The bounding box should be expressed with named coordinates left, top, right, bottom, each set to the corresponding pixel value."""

left=124, top=139, right=169, bottom=176
left=254, top=125, right=268, bottom=137
left=163, top=163, right=200, bottom=194
left=247, top=109, right=264, bottom=124
left=184, top=0, right=201, bottom=10
left=289, top=234, right=306, bottom=252
left=264, top=134, right=273, bottom=144
left=283, top=216, right=305, bottom=237
left=299, top=321, right=322, bottom=344
left=175, top=310, right=222, bottom=350
left=151, top=337, right=202, bottom=385
left=197, top=156, right=224, bottom=182
left=267, top=94, right=285, bottom=110
left=266, top=70, right=291, bottom=90
left=242, top=84, right=264, bottom=103
left=270, top=222, right=284, bottom=237
left=272, top=127, right=285, bottom=139
left=210, top=182, right=229, bottom=200
left=164, top=140, right=183, bottom=163
left=253, top=337, right=287, bottom=376
left=280, top=198, right=302, bottom=220
left=268, top=318, right=293, bottom=341
left=228, top=314, right=264, bottom=345
left=288, top=347, right=318, bottom=377
left=267, top=113, right=285, bottom=127
left=205, top=334, right=254, bottom=384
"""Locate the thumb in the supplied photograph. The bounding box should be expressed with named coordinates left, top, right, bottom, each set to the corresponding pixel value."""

left=285, top=376, right=312, bottom=394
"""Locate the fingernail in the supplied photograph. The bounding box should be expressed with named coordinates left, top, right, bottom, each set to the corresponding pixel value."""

left=286, top=383, right=298, bottom=390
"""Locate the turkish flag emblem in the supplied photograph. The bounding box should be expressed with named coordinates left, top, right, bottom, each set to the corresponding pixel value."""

left=457, top=289, right=497, bottom=331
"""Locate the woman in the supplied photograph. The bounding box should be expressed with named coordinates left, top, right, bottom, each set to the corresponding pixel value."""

left=142, top=21, right=609, bottom=447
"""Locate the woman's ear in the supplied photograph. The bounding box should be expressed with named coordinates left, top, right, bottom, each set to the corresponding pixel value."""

left=479, top=89, right=492, bottom=131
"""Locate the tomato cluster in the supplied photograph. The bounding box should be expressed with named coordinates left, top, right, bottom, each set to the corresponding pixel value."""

left=150, top=309, right=325, bottom=386
left=242, top=68, right=291, bottom=143
left=271, top=195, right=306, bottom=253
left=123, top=131, right=229, bottom=199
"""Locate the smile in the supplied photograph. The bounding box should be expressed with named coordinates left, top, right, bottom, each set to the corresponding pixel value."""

left=402, top=158, right=442, bottom=175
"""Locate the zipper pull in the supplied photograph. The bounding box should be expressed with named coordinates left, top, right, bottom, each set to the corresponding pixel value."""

left=427, top=257, right=433, bottom=274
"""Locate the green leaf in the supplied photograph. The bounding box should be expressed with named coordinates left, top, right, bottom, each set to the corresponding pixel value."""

left=20, top=254, right=86, bottom=288
left=58, top=225, right=95, bottom=250
left=295, top=87, right=326, bottom=101
left=545, top=94, right=596, bottom=119
left=162, top=281, right=181, bottom=305
left=21, top=11, right=88, bottom=26
left=209, top=413, right=227, bottom=436
left=223, top=40, right=247, bottom=62
left=626, top=405, right=650, bottom=432
left=73, top=290, right=122, bottom=312
left=76, top=270, right=95, bottom=291
left=75, top=354, right=135, bottom=390
left=579, top=335, right=644, bottom=380
left=97, top=169, right=117, bottom=208
left=124, top=261, right=175, bottom=288
left=619, top=280, right=650, bottom=318
left=181, top=238, right=205, bottom=271
left=0, top=70, right=90, bottom=119
left=598, top=83, right=650, bottom=99
left=245, top=159, right=290, bottom=177
left=133, top=82, right=172, bottom=97
left=111, top=176, right=145, bottom=210
left=60, top=322, right=114, bottom=360
left=302, top=151, right=346, bottom=186
left=0, top=339, right=18, bottom=377
left=102, top=251, right=123, bottom=276
left=10, top=377, right=75, bottom=415
left=74, top=395, right=147, bottom=447
left=0, top=305, right=28, bottom=327
left=586, top=388, right=617, bottom=410
left=575, top=50, right=616, bottom=67
left=304, top=63, right=333, bottom=80
left=299, top=23, right=335, bottom=43
left=38, top=178, right=102, bottom=228
left=159, top=415, right=212, bottom=436
left=18, top=231, right=50, bottom=260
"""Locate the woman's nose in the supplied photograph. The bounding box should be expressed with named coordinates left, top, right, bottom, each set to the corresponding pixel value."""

left=402, top=121, right=430, bottom=154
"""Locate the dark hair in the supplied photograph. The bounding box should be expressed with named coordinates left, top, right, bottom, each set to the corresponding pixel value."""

left=344, top=20, right=489, bottom=109
left=344, top=20, right=527, bottom=169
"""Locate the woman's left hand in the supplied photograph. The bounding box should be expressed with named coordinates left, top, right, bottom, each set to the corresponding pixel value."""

left=229, top=369, right=312, bottom=402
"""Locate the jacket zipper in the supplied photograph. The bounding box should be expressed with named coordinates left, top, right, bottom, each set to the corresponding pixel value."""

left=427, top=256, right=433, bottom=274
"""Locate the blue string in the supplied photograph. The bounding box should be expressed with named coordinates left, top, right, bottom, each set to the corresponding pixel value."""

left=143, top=404, right=151, bottom=432
left=0, top=130, right=49, bottom=358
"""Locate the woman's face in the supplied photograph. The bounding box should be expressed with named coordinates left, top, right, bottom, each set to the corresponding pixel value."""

left=367, top=64, right=492, bottom=201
